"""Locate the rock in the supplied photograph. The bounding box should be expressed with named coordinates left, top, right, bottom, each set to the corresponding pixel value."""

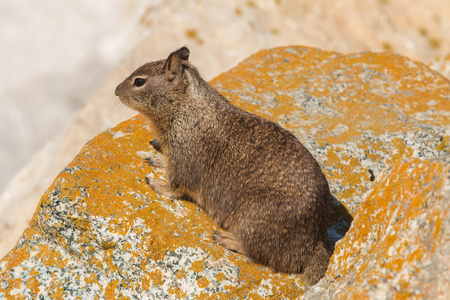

left=211, top=47, right=449, bottom=215
left=429, top=53, right=450, bottom=79
left=303, top=157, right=450, bottom=299
left=0, top=116, right=307, bottom=299
left=3, top=0, right=450, bottom=259
left=1, top=46, right=449, bottom=298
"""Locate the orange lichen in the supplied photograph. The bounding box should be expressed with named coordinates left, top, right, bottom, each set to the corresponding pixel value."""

left=148, top=269, right=164, bottom=287
left=25, top=277, right=40, bottom=295
left=108, top=217, right=134, bottom=236
left=197, top=292, right=219, bottom=300
left=436, top=136, right=449, bottom=151
left=34, top=244, right=68, bottom=269
left=2, top=246, right=30, bottom=269
left=105, top=279, right=119, bottom=300
left=141, top=274, right=151, bottom=290
left=84, top=273, right=99, bottom=285
left=47, top=278, right=64, bottom=299
left=197, top=276, right=211, bottom=289
left=175, top=270, right=186, bottom=279
left=1, top=46, right=449, bottom=298
left=390, top=137, right=413, bottom=162
left=190, top=260, right=204, bottom=273
left=215, top=272, right=226, bottom=282
left=168, top=286, right=187, bottom=298
left=212, top=46, right=449, bottom=217
left=245, top=293, right=265, bottom=300
left=29, top=268, right=39, bottom=277
left=12, top=278, right=23, bottom=289
left=326, top=157, right=449, bottom=298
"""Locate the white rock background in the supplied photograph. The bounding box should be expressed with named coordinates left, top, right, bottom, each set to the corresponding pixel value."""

left=1, top=0, right=449, bottom=258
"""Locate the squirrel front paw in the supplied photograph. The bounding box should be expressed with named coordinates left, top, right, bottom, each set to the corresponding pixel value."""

left=144, top=156, right=166, bottom=168
left=145, top=177, right=190, bottom=201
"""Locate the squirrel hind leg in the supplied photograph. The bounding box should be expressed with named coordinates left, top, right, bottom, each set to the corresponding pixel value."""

left=213, top=230, right=245, bottom=254
left=301, top=240, right=330, bottom=286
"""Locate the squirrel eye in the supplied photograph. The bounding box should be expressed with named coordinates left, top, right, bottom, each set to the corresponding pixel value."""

left=133, top=77, right=146, bottom=87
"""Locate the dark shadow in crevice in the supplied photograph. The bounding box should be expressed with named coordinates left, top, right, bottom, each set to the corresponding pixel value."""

left=326, top=195, right=353, bottom=252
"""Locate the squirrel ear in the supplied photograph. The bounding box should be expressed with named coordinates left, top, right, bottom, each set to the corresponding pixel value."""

left=164, top=47, right=190, bottom=81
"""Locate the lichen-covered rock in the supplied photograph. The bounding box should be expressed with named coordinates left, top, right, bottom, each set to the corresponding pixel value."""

left=212, top=47, right=449, bottom=215
left=0, top=117, right=307, bottom=299
left=0, top=46, right=449, bottom=299
left=303, top=157, right=450, bottom=299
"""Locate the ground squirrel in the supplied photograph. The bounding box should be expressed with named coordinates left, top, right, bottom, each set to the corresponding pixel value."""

left=115, top=47, right=332, bottom=286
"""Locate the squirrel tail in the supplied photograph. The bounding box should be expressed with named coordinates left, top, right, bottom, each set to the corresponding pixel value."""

left=302, top=240, right=330, bottom=286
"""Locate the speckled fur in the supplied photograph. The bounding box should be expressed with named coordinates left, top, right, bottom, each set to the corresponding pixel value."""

left=115, top=47, right=332, bottom=285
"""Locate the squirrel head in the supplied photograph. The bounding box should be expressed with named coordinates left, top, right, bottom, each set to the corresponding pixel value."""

left=115, top=47, right=193, bottom=120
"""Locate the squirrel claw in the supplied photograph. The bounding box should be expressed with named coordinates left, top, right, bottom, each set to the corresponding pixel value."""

left=144, top=157, right=154, bottom=166
left=150, top=139, right=162, bottom=153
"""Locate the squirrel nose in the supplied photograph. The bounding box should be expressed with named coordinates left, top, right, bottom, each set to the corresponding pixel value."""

left=115, top=85, right=120, bottom=97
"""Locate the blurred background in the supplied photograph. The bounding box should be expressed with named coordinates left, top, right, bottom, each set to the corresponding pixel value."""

left=0, top=0, right=148, bottom=192
left=0, top=0, right=449, bottom=257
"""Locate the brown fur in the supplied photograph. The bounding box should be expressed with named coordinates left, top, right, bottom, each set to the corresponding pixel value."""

left=115, top=47, right=332, bottom=285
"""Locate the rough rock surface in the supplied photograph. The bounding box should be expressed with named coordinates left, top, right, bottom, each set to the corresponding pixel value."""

left=1, top=46, right=449, bottom=298
left=3, top=0, right=450, bottom=259
left=212, top=47, right=449, bottom=215
left=304, top=157, right=450, bottom=299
